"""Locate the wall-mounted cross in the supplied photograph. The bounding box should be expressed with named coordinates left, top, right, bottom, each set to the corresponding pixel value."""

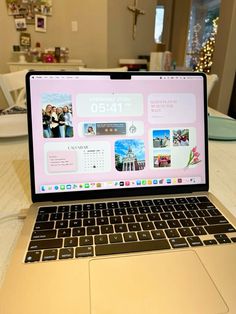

left=127, top=0, right=145, bottom=40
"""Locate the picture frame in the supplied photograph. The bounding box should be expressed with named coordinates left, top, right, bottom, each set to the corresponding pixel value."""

left=20, top=32, right=31, bottom=47
left=35, top=14, right=46, bottom=32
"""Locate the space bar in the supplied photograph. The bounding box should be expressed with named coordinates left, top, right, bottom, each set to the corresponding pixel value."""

left=95, top=239, right=171, bottom=256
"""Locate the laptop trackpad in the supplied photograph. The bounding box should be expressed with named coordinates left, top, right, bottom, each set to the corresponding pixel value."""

left=89, top=250, right=227, bottom=314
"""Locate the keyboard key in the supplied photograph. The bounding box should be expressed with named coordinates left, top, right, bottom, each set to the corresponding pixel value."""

left=231, top=237, right=236, bottom=243
left=109, top=234, right=123, bottom=243
left=77, top=211, right=88, bottom=219
left=197, top=203, right=215, bottom=210
left=87, top=226, right=100, bottom=235
left=71, top=204, right=82, bottom=211
left=36, top=213, right=49, bottom=222
left=162, top=205, right=175, bottom=212
left=186, top=197, right=198, bottom=204
left=153, top=199, right=165, bottom=206
left=83, top=218, right=96, bottom=226
left=123, top=215, right=135, bottom=223
left=58, top=205, right=70, bottom=213
left=205, top=216, right=229, bottom=225
left=192, top=226, right=207, bottom=235
left=170, top=238, right=189, bottom=249
left=150, top=205, right=163, bottom=213
left=119, top=201, right=130, bottom=207
left=204, top=224, right=235, bottom=234
left=185, top=203, right=198, bottom=210
left=135, top=214, right=148, bottom=222
left=174, top=204, right=186, bottom=211
left=123, top=232, right=138, bottom=242
left=148, top=213, right=161, bottom=221
left=203, top=239, right=217, bottom=245
left=28, top=239, right=63, bottom=250
left=208, top=208, right=221, bottom=216
left=197, top=210, right=210, bottom=217
left=180, top=219, right=194, bottom=227
left=31, top=230, right=56, bottom=240
left=141, top=222, right=154, bottom=230
left=160, top=213, right=173, bottom=220
left=95, top=235, right=108, bottom=245
left=185, top=211, right=198, bottom=218
left=89, top=210, right=102, bottom=218
left=102, top=209, right=114, bottom=217
left=154, top=221, right=168, bottom=229
left=175, top=198, right=187, bottom=204
left=69, top=219, right=82, bottom=228
left=139, top=206, right=151, bottom=214
left=80, top=236, right=93, bottom=246
left=178, top=228, right=193, bottom=237
left=128, top=222, right=141, bottom=232
left=38, top=206, right=57, bottom=214
left=34, top=222, right=54, bottom=230
left=95, top=203, right=106, bottom=209
left=137, top=231, right=151, bottom=241
left=101, top=225, right=114, bottom=234
left=110, top=216, right=122, bottom=224
left=187, top=236, right=203, bottom=247
left=64, top=212, right=75, bottom=220
left=75, top=246, right=94, bottom=257
left=72, top=227, right=85, bottom=236
left=59, top=248, right=74, bottom=259
left=115, top=208, right=126, bottom=215
left=58, top=228, right=71, bottom=238
left=197, top=196, right=210, bottom=203
left=25, top=250, right=41, bottom=263
left=107, top=202, right=118, bottom=209
left=151, top=230, right=166, bottom=239
left=64, top=237, right=78, bottom=247
left=50, top=213, right=63, bottom=221
left=127, top=207, right=139, bottom=215
left=165, top=229, right=180, bottom=238
left=42, top=249, right=58, bottom=261
left=83, top=203, right=94, bottom=210
left=142, top=200, right=154, bottom=206
left=95, top=239, right=171, bottom=256
left=214, top=234, right=231, bottom=244
left=164, top=198, right=177, bottom=205
left=56, top=220, right=69, bottom=229
left=97, top=217, right=109, bottom=225
left=192, top=218, right=207, bottom=226
left=115, top=224, right=128, bottom=233
left=130, top=200, right=142, bottom=207
left=167, top=220, right=181, bottom=228
left=172, top=211, right=185, bottom=219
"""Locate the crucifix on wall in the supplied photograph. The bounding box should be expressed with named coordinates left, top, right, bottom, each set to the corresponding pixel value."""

left=127, top=0, right=145, bottom=40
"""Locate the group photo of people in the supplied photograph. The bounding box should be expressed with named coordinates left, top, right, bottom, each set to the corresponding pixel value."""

left=42, top=92, right=73, bottom=138
left=42, top=104, right=73, bottom=138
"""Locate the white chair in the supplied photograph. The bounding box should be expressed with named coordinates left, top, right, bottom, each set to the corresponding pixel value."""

left=0, top=69, right=28, bottom=109
left=78, top=66, right=128, bottom=72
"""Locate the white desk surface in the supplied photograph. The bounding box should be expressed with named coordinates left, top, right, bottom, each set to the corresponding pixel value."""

left=0, top=108, right=236, bottom=286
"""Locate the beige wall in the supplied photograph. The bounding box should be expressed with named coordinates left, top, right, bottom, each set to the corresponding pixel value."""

left=107, top=0, right=156, bottom=66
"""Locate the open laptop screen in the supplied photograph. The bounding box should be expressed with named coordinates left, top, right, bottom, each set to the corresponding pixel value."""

left=26, top=72, right=208, bottom=202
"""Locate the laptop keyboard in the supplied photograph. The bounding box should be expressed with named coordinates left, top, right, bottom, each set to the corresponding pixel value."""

left=25, top=196, right=236, bottom=263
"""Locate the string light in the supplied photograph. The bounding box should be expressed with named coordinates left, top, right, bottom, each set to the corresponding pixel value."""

left=195, top=17, right=219, bottom=73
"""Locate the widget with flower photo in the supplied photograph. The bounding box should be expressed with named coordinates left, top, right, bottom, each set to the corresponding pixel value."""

left=173, top=129, right=189, bottom=146
left=186, top=146, right=201, bottom=167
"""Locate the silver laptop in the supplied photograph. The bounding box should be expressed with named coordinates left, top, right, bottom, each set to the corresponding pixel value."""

left=1, top=71, right=236, bottom=314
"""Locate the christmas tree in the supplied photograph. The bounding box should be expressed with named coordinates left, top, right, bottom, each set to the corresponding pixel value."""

left=194, top=17, right=219, bottom=73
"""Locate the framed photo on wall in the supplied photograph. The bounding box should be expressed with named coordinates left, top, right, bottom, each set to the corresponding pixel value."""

left=35, top=14, right=46, bottom=32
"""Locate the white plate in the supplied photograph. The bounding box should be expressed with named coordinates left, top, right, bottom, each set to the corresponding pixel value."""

left=0, top=113, right=28, bottom=138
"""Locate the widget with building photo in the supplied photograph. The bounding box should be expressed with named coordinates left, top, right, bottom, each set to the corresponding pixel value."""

left=115, top=139, right=145, bottom=171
